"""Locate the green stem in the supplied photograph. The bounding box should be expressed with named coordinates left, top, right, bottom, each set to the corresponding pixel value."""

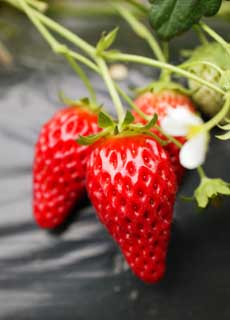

left=17, top=0, right=59, bottom=50
left=15, top=0, right=99, bottom=102
left=48, top=3, right=122, bottom=17
left=96, top=57, right=125, bottom=124
left=104, top=52, right=225, bottom=95
left=64, top=53, right=97, bottom=105
left=65, top=50, right=99, bottom=73
left=199, top=21, right=230, bottom=55
left=201, top=94, right=230, bottom=132
left=125, top=0, right=148, bottom=14
left=193, top=25, right=208, bottom=45
left=162, top=41, right=169, bottom=62
left=5, top=0, right=95, bottom=57
left=113, top=3, right=166, bottom=62
left=197, top=166, right=206, bottom=179
left=116, top=84, right=149, bottom=120
left=155, top=124, right=182, bottom=148
left=26, top=0, right=47, bottom=12
left=33, top=7, right=95, bottom=57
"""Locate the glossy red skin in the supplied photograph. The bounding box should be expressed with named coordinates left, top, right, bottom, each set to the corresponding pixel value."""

left=86, top=135, right=177, bottom=283
left=33, top=106, right=99, bottom=229
left=134, top=90, right=196, bottom=185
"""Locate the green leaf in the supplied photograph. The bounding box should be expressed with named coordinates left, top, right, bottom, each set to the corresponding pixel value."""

left=98, top=111, right=115, bottom=129
left=149, top=0, right=222, bottom=40
left=194, top=177, right=230, bottom=208
left=122, top=110, right=135, bottom=128
left=96, top=27, right=119, bottom=54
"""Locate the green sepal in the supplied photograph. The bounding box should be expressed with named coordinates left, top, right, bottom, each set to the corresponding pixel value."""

left=122, top=110, right=135, bottom=128
left=96, top=27, right=119, bottom=55
left=216, top=117, right=230, bottom=140
left=77, top=127, right=111, bottom=146
left=98, top=111, right=115, bottom=129
left=216, top=131, right=230, bottom=140
left=220, top=70, right=230, bottom=92
left=58, top=91, right=101, bottom=113
left=77, top=134, right=102, bottom=145
left=194, top=177, right=230, bottom=208
left=142, top=113, right=158, bottom=130
left=135, top=80, right=191, bottom=96
left=218, top=123, right=230, bottom=131
left=59, top=90, right=83, bottom=106
left=148, top=0, right=222, bottom=40
left=129, top=114, right=158, bottom=131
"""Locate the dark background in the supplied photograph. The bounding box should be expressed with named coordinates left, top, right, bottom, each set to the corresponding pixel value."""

left=0, top=9, right=230, bottom=319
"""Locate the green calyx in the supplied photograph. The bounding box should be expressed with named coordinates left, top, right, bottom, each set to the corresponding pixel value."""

left=59, top=92, right=101, bottom=114
left=77, top=110, right=165, bottom=146
left=216, top=118, right=230, bottom=140
left=194, top=177, right=230, bottom=208
left=135, top=79, right=191, bottom=96
left=183, top=42, right=230, bottom=71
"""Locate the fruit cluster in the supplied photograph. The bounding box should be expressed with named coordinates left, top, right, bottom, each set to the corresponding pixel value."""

left=33, top=90, right=198, bottom=283
left=5, top=0, right=230, bottom=284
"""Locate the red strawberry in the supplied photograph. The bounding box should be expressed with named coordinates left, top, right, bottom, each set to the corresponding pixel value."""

left=133, top=90, right=196, bottom=184
left=86, top=134, right=177, bottom=283
left=33, top=106, right=100, bottom=229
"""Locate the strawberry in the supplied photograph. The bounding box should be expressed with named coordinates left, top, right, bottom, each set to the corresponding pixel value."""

left=86, top=134, right=177, bottom=283
left=133, top=90, right=196, bottom=184
left=33, top=105, right=99, bottom=229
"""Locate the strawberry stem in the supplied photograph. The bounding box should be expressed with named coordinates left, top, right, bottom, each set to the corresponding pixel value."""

left=96, top=57, right=125, bottom=125
left=26, top=0, right=47, bottom=12
left=12, top=0, right=98, bottom=103
left=197, top=166, right=206, bottom=179
left=113, top=3, right=166, bottom=63
left=201, top=93, right=230, bottom=132
left=104, top=52, right=226, bottom=96
left=193, top=25, right=209, bottom=45
left=199, top=22, right=230, bottom=56
left=64, top=53, right=97, bottom=105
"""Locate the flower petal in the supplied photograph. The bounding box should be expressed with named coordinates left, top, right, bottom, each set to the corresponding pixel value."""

left=161, top=107, right=203, bottom=137
left=179, top=133, right=208, bottom=169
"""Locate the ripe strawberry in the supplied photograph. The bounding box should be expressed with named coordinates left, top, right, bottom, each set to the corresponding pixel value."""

left=86, top=134, right=177, bottom=283
left=33, top=106, right=99, bottom=229
left=133, top=90, right=196, bottom=184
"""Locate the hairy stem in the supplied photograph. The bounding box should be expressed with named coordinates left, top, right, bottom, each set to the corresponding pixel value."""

left=113, top=3, right=165, bottom=62
left=65, top=53, right=97, bottom=105
left=201, top=94, right=230, bottom=132
left=200, top=21, right=230, bottom=55
left=197, top=166, right=206, bottom=179
left=96, top=57, right=125, bottom=124
left=104, top=52, right=225, bottom=95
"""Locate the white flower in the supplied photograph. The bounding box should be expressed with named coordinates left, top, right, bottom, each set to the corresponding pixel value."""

left=161, top=107, right=208, bottom=170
